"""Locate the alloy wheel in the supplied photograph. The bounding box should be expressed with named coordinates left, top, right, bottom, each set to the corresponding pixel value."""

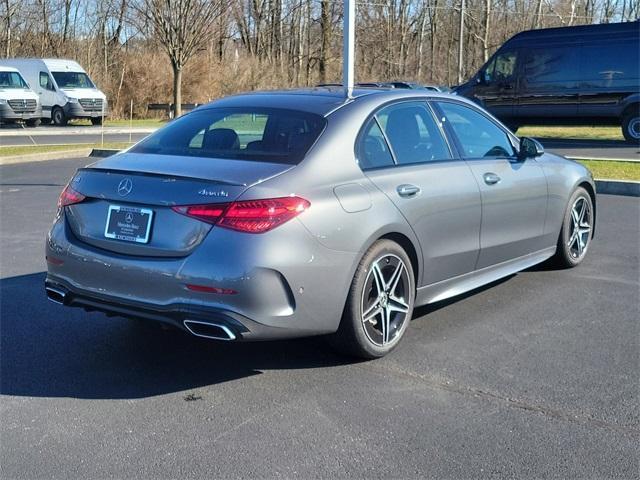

left=567, top=196, right=592, bottom=259
left=361, top=254, right=411, bottom=346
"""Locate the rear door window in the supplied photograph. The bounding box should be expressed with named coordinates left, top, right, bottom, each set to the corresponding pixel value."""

left=357, top=119, right=395, bottom=169
left=131, top=108, right=326, bottom=164
left=376, top=102, right=451, bottom=165
left=436, top=101, right=515, bottom=159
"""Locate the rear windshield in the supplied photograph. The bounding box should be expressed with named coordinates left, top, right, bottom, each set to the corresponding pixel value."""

left=130, top=108, right=326, bottom=165
left=52, top=71, right=95, bottom=89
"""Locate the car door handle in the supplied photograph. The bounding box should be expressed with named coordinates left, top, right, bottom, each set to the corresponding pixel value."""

left=397, top=184, right=421, bottom=197
left=483, top=173, right=501, bottom=185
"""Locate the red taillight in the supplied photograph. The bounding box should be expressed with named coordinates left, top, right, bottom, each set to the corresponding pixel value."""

left=58, top=184, right=85, bottom=208
left=172, top=196, right=310, bottom=234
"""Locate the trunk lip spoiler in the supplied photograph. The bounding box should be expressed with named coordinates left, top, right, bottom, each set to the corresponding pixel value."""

left=76, top=167, right=248, bottom=187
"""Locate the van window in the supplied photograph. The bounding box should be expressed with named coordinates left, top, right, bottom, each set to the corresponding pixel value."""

left=39, top=72, right=54, bottom=91
left=524, top=47, right=580, bottom=83
left=51, top=72, right=94, bottom=89
left=484, top=51, right=517, bottom=83
left=131, top=108, right=326, bottom=165
left=580, top=41, right=640, bottom=87
left=0, top=71, right=28, bottom=89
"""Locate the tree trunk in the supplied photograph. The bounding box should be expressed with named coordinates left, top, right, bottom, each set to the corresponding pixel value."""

left=172, top=63, right=182, bottom=118
left=319, top=0, right=330, bottom=83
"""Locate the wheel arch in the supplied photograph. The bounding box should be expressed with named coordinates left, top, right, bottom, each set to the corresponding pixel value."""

left=578, top=181, right=597, bottom=238
left=621, top=101, right=639, bottom=118
left=378, top=232, right=420, bottom=285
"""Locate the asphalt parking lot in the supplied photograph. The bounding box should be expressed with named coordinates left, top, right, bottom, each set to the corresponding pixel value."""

left=1, top=158, right=638, bottom=479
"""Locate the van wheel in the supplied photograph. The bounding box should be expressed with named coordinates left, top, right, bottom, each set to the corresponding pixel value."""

left=622, top=109, right=640, bottom=144
left=52, top=107, right=67, bottom=126
left=329, top=240, right=415, bottom=359
left=25, top=119, right=41, bottom=128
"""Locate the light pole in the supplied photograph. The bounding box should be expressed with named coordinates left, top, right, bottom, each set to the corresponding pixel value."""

left=343, top=0, right=355, bottom=96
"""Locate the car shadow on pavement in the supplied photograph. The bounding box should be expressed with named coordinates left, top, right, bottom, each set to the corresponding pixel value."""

left=0, top=272, right=356, bottom=400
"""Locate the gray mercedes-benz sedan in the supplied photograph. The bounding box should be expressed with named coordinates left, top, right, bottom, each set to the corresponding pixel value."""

left=45, top=88, right=596, bottom=358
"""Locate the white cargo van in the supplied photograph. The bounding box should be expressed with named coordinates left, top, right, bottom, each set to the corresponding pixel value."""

left=0, top=58, right=107, bottom=126
left=0, top=66, right=42, bottom=126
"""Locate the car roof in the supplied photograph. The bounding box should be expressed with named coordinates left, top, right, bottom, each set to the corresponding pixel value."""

left=198, top=87, right=460, bottom=117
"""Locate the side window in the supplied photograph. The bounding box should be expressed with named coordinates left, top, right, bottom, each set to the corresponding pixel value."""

left=493, top=51, right=517, bottom=82
left=357, top=119, right=395, bottom=169
left=377, top=102, right=451, bottom=165
left=484, top=51, right=517, bottom=83
left=524, top=47, right=579, bottom=84
left=579, top=41, right=639, bottom=87
left=437, top=102, right=515, bottom=159
left=39, top=72, right=54, bottom=91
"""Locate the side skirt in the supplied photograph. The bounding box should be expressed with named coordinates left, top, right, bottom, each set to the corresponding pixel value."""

left=416, top=246, right=556, bottom=306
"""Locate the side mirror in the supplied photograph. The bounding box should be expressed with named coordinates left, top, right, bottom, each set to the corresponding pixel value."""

left=519, top=137, right=544, bottom=160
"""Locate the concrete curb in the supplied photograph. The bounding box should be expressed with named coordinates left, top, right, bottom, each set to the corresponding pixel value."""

left=0, top=148, right=92, bottom=165
left=595, top=179, right=640, bottom=197
left=568, top=156, right=639, bottom=163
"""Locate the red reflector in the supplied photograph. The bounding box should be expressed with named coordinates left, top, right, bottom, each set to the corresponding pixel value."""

left=46, top=256, right=64, bottom=266
left=172, top=196, right=310, bottom=233
left=185, top=284, right=237, bottom=295
left=58, top=184, right=85, bottom=208
left=171, top=204, right=228, bottom=224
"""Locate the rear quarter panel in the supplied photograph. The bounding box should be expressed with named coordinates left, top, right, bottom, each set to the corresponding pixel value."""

left=538, top=153, right=596, bottom=244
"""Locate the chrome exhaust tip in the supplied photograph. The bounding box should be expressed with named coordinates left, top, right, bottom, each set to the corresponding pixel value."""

left=183, top=320, right=236, bottom=341
left=45, top=286, right=67, bottom=305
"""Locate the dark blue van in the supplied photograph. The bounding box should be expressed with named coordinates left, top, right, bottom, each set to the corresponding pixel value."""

left=455, top=21, right=640, bottom=143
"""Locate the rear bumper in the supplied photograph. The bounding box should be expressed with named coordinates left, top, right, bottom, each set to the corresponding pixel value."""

left=44, top=276, right=292, bottom=340
left=45, top=211, right=358, bottom=341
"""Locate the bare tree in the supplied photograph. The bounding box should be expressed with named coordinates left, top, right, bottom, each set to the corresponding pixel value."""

left=131, top=0, right=227, bottom=117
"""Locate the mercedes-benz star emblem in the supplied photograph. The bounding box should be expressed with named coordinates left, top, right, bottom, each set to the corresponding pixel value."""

left=125, top=213, right=133, bottom=223
left=117, top=178, right=133, bottom=196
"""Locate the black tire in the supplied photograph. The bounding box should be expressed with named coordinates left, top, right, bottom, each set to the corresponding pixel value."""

left=329, top=239, right=415, bottom=359
left=621, top=108, right=640, bottom=144
left=25, top=118, right=41, bottom=128
left=91, top=117, right=103, bottom=126
left=52, top=107, right=67, bottom=126
left=552, top=187, right=594, bottom=268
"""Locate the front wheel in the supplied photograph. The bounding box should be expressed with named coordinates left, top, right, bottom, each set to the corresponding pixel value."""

left=329, top=239, right=415, bottom=359
left=622, top=109, right=640, bottom=144
left=552, top=187, right=594, bottom=268
left=52, top=107, right=67, bottom=126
